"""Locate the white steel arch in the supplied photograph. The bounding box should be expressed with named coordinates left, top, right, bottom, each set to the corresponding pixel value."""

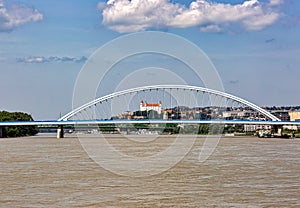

left=58, top=85, right=280, bottom=122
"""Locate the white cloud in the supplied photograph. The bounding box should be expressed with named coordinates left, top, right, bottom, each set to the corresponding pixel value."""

left=102, top=0, right=184, bottom=33
left=0, top=1, right=43, bottom=31
left=97, top=2, right=107, bottom=10
left=200, top=25, right=223, bottom=33
left=269, top=0, right=283, bottom=6
left=100, top=0, right=283, bottom=33
left=16, top=56, right=88, bottom=64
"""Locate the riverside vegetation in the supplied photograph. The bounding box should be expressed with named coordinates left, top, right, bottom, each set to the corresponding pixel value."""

left=0, top=111, right=38, bottom=138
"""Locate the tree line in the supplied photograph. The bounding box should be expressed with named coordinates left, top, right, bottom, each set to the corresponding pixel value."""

left=0, top=111, right=38, bottom=138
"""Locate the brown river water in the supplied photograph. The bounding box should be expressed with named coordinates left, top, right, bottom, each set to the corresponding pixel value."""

left=0, top=134, right=299, bottom=207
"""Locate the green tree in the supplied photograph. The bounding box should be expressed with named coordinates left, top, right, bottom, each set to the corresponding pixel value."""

left=0, top=111, right=38, bottom=138
left=163, top=123, right=180, bottom=134
left=198, top=124, right=210, bottom=134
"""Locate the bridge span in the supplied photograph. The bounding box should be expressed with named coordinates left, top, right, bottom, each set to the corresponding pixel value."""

left=0, top=120, right=299, bottom=138
left=0, top=85, right=299, bottom=138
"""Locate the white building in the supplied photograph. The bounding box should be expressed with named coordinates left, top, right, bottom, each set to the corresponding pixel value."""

left=244, top=124, right=272, bottom=132
left=140, top=101, right=162, bottom=114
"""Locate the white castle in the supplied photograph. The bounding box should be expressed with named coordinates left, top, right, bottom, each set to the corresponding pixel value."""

left=140, top=101, right=162, bottom=114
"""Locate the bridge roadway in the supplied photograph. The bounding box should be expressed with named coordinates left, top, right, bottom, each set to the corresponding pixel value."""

left=0, top=119, right=300, bottom=126
left=0, top=120, right=300, bottom=138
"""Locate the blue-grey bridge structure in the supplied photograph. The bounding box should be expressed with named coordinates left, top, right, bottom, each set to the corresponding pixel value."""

left=0, top=85, right=299, bottom=138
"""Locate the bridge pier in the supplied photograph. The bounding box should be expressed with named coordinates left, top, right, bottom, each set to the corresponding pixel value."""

left=0, top=126, right=3, bottom=138
left=57, top=125, right=64, bottom=139
left=273, top=125, right=283, bottom=136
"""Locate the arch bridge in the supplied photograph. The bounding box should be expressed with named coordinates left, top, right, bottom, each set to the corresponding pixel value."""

left=2, top=85, right=298, bottom=139
left=59, top=85, right=280, bottom=122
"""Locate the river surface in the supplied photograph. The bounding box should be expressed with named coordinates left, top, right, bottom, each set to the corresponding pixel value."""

left=0, top=134, right=299, bottom=207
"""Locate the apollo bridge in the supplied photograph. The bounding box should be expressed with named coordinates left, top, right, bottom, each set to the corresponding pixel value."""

left=1, top=85, right=299, bottom=138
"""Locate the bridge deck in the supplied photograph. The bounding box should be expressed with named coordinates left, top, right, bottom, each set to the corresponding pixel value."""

left=0, top=120, right=300, bottom=126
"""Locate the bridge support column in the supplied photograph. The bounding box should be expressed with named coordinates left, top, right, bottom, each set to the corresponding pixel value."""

left=273, top=125, right=283, bottom=136
left=57, top=125, right=64, bottom=139
left=0, top=126, right=3, bottom=138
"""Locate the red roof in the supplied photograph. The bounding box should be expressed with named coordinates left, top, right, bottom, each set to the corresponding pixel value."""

left=146, top=103, right=161, bottom=107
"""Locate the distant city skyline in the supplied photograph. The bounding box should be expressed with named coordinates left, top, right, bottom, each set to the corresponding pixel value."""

left=0, top=0, right=299, bottom=120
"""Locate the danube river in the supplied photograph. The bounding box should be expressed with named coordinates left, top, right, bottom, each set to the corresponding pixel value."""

left=0, top=134, right=299, bottom=207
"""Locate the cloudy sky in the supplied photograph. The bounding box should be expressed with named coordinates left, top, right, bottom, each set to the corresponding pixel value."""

left=0, top=0, right=299, bottom=120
